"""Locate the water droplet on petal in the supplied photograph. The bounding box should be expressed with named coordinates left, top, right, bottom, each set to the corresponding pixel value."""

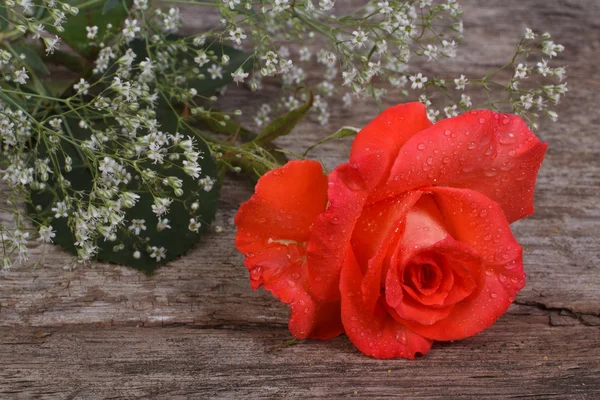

left=479, top=118, right=486, bottom=124
left=490, top=292, right=498, bottom=298
left=444, top=129, right=452, bottom=136
left=418, top=143, right=426, bottom=150
left=442, top=156, right=451, bottom=164
left=467, top=142, right=476, bottom=150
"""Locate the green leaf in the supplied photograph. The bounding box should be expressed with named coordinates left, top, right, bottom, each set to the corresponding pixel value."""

left=47, top=0, right=131, bottom=58
left=303, top=126, right=359, bottom=156
left=103, top=0, right=121, bottom=13
left=254, top=89, right=313, bottom=146
left=0, top=5, right=8, bottom=30
left=27, top=106, right=220, bottom=275
left=11, top=45, right=50, bottom=75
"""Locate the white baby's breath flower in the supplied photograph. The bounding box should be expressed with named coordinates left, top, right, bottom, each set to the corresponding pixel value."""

left=453, top=75, right=468, bottom=90
left=351, top=29, right=369, bottom=48
left=207, top=64, right=223, bottom=80
left=409, top=73, right=428, bottom=89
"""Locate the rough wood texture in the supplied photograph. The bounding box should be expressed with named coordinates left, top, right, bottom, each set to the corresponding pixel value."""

left=1, top=0, right=599, bottom=398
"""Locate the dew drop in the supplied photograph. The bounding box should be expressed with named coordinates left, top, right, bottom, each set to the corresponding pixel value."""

left=442, top=156, right=451, bottom=164
left=258, top=217, right=266, bottom=223
left=444, top=129, right=452, bottom=136
left=480, top=209, right=488, bottom=217
left=499, top=131, right=517, bottom=144
left=490, top=292, right=498, bottom=299
left=427, top=157, right=434, bottom=165
left=467, top=142, right=476, bottom=150
left=499, top=274, right=507, bottom=283
left=485, top=269, right=494, bottom=276
left=291, top=272, right=300, bottom=279
left=417, top=143, right=426, bottom=150
left=479, top=118, right=486, bottom=124
left=470, top=202, right=478, bottom=208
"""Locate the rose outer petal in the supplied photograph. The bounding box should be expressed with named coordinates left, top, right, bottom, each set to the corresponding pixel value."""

left=307, top=163, right=368, bottom=302
left=235, top=160, right=343, bottom=340
left=349, top=102, right=432, bottom=190
left=399, top=187, right=526, bottom=341
left=340, top=247, right=433, bottom=359
left=370, top=110, right=547, bottom=223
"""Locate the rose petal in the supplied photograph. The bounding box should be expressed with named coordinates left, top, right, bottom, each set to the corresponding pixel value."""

left=235, top=160, right=342, bottom=339
left=353, top=191, right=423, bottom=310
left=307, top=163, right=368, bottom=302
left=350, top=102, right=432, bottom=190
left=340, top=248, right=433, bottom=359
left=399, top=187, right=525, bottom=341
left=371, top=110, right=547, bottom=223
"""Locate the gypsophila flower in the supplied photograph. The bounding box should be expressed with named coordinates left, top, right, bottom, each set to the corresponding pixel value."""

left=231, top=68, right=249, bottom=84
left=194, top=51, right=209, bottom=67
left=73, top=78, right=90, bottom=95
left=86, top=25, right=98, bottom=40
left=514, top=63, right=528, bottom=79
left=43, top=35, right=61, bottom=55
left=122, top=19, right=140, bottom=42
left=13, top=68, right=29, bottom=85
left=409, top=73, right=428, bottom=89
left=542, top=41, right=564, bottom=58
left=520, top=94, right=534, bottom=110
left=37, top=226, right=56, bottom=243
left=537, top=59, right=551, bottom=77
left=149, top=246, right=166, bottom=261
left=454, top=75, right=468, bottom=90
left=207, top=64, right=223, bottom=80
left=52, top=201, right=69, bottom=218
left=262, top=51, right=278, bottom=66
left=229, top=27, right=247, bottom=45
left=444, top=105, right=458, bottom=118
left=152, top=198, right=172, bottom=216
left=351, top=29, right=369, bottom=48
left=423, top=45, right=439, bottom=61
left=157, top=218, right=171, bottom=232
left=188, top=218, right=201, bottom=232
left=460, top=94, right=472, bottom=107
left=524, top=28, right=536, bottom=40
left=128, top=219, right=147, bottom=235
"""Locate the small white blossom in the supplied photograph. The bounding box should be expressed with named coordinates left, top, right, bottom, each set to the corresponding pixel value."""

left=149, top=246, right=167, bottom=261
left=13, top=68, right=29, bottom=85
left=188, top=218, right=201, bottom=232
left=351, top=29, right=369, bottom=48
left=38, top=226, right=56, bottom=243
left=231, top=68, right=249, bottom=84
left=453, top=75, right=468, bottom=90
left=229, top=27, right=247, bottom=45
left=207, top=64, right=223, bottom=80
left=86, top=25, right=98, bottom=40
left=409, top=73, right=428, bottom=89
left=73, top=78, right=90, bottom=95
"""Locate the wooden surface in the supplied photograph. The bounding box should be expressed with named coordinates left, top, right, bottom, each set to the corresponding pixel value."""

left=1, top=1, right=600, bottom=398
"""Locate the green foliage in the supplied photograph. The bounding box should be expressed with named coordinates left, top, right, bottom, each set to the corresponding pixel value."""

left=303, top=126, right=359, bottom=156
left=47, top=0, right=132, bottom=58
left=254, top=89, right=313, bottom=146
left=27, top=107, right=220, bottom=274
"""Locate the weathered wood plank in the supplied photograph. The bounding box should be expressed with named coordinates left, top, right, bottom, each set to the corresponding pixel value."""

left=1, top=315, right=599, bottom=399
left=0, top=0, right=599, bottom=398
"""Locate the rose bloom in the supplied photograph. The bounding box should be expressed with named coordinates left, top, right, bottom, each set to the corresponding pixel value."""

left=235, top=103, right=547, bottom=358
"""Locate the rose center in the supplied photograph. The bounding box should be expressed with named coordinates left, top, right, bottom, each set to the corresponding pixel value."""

left=403, top=261, right=442, bottom=296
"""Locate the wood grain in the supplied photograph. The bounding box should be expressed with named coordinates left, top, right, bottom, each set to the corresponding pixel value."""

left=1, top=0, right=599, bottom=398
